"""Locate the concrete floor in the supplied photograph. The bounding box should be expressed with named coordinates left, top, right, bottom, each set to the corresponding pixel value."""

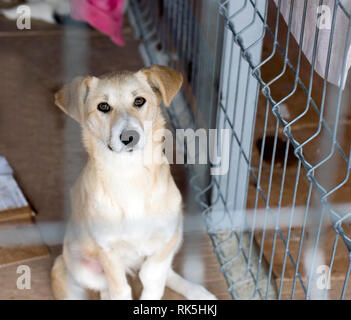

left=0, top=14, right=230, bottom=299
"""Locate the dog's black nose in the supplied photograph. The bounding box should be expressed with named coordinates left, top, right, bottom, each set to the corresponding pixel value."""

left=120, top=130, right=140, bottom=147
left=120, top=134, right=133, bottom=145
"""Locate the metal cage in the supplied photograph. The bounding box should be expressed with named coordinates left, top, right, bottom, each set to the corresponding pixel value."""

left=129, top=0, right=351, bottom=299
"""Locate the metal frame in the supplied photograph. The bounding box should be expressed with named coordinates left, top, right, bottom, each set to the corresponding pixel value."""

left=129, top=0, right=351, bottom=299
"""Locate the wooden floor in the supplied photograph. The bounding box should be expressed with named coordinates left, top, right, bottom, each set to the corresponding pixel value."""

left=0, top=232, right=231, bottom=300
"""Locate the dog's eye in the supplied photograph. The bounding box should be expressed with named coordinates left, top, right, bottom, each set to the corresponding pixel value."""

left=97, top=102, right=111, bottom=113
left=134, top=97, right=146, bottom=108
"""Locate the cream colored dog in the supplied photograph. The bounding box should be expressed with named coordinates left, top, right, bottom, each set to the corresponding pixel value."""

left=51, top=65, right=216, bottom=300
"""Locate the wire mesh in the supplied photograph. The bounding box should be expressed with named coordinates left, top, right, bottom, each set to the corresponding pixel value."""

left=129, top=0, right=351, bottom=299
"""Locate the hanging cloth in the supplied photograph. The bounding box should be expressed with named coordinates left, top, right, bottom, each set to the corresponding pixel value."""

left=274, top=0, right=351, bottom=88
left=69, top=0, right=125, bottom=46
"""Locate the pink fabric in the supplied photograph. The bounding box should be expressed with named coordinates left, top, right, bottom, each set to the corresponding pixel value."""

left=69, top=0, right=125, bottom=46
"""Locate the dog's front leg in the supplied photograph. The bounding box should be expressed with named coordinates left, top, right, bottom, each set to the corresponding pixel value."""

left=139, top=231, right=180, bottom=300
left=139, top=254, right=173, bottom=300
left=98, top=249, right=132, bottom=300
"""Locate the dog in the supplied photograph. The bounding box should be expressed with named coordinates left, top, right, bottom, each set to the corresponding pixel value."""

left=51, top=65, right=217, bottom=300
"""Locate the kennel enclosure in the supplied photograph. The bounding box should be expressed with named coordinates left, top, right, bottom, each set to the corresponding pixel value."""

left=129, top=0, right=351, bottom=299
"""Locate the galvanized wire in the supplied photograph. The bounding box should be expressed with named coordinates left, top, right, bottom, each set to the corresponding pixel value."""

left=129, top=0, right=351, bottom=299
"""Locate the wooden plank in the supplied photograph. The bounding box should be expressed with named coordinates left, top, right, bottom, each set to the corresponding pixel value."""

left=0, top=157, right=49, bottom=267
left=0, top=219, right=50, bottom=267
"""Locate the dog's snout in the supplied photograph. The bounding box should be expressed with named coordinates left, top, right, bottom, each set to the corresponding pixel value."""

left=109, top=118, right=145, bottom=153
left=120, top=129, right=140, bottom=147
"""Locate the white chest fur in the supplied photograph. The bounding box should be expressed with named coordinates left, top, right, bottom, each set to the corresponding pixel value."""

left=82, top=161, right=180, bottom=259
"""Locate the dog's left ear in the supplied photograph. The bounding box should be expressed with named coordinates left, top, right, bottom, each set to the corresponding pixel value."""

left=141, top=65, right=183, bottom=107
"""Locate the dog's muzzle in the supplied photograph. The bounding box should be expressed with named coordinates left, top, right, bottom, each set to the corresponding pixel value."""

left=109, top=117, right=145, bottom=153
left=120, top=129, right=140, bottom=147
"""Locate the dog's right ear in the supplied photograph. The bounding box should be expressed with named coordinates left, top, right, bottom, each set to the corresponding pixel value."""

left=55, top=76, right=97, bottom=123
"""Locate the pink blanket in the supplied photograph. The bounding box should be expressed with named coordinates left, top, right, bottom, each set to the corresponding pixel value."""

left=69, top=0, right=125, bottom=46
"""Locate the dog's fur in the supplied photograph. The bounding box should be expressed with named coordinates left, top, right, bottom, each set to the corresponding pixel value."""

left=51, top=65, right=216, bottom=300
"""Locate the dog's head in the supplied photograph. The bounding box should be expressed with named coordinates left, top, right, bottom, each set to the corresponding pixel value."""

left=55, top=65, right=183, bottom=154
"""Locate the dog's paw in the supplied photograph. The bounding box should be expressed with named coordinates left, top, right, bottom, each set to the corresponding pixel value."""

left=100, top=290, right=110, bottom=300
left=109, top=287, right=132, bottom=300
left=139, top=289, right=163, bottom=300
left=187, top=285, right=217, bottom=300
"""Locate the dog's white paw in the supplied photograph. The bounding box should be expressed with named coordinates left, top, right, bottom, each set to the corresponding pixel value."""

left=109, top=287, right=132, bottom=300
left=139, top=293, right=163, bottom=300
left=187, top=285, right=217, bottom=300
left=100, top=290, right=110, bottom=300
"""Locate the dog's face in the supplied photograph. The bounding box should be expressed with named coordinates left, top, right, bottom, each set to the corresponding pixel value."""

left=55, top=65, right=183, bottom=153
